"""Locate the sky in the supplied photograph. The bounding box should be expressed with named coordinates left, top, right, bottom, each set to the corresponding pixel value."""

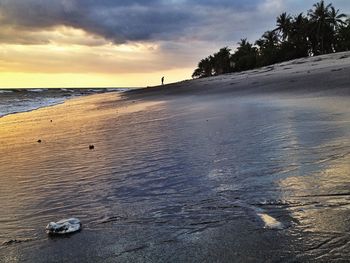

left=0, top=0, right=350, bottom=88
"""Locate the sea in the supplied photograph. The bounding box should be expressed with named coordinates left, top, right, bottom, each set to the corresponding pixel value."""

left=0, top=88, right=130, bottom=118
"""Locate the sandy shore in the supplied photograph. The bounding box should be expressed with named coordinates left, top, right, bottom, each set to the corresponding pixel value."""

left=1, top=52, right=350, bottom=262
left=127, top=51, right=350, bottom=99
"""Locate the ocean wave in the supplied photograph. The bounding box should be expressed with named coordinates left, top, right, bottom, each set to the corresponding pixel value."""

left=88, top=89, right=105, bottom=93
left=0, top=90, right=14, bottom=93
left=26, top=88, right=49, bottom=92
left=106, top=88, right=131, bottom=92
left=0, top=88, right=129, bottom=118
left=60, top=88, right=74, bottom=92
left=0, top=98, right=66, bottom=118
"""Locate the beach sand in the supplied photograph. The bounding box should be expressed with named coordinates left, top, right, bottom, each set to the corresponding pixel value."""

left=129, top=51, right=350, bottom=98
left=1, top=52, right=350, bottom=262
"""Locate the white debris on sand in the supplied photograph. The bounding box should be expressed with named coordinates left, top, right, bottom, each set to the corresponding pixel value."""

left=46, top=218, right=81, bottom=235
left=257, top=213, right=284, bottom=230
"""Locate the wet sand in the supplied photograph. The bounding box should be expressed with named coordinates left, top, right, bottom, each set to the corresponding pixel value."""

left=1, top=52, right=350, bottom=262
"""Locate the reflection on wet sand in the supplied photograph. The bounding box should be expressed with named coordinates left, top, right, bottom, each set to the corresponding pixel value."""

left=278, top=156, right=350, bottom=260
left=0, top=93, right=165, bottom=246
left=1, top=93, right=350, bottom=262
left=273, top=97, right=350, bottom=260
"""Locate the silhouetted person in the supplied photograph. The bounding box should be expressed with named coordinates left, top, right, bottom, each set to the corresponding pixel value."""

left=161, top=76, right=164, bottom=85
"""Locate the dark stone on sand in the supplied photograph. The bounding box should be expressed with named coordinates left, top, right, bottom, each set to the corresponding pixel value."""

left=89, top=145, right=95, bottom=150
left=37, top=139, right=42, bottom=143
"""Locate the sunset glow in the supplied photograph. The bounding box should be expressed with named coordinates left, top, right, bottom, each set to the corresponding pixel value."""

left=0, top=0, right=349, bottom=88
left=0, top=26, right=193, bottom=87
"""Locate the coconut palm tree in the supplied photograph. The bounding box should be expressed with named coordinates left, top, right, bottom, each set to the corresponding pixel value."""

left=192, top=56, right=214, bottom=78
left=256, top=31, right=280, bottom=66
left=192, top=1, right=350, bottom=78
left=212, top=47, right=232, bottom=75
left=232, top=39, right=258, bottom=71
left=261, top=31, right=280, bottom=49
left=308, top=0, right=333, bottom=54
left=327, top=6, right=347, bottom=51
left=329, top=7, right=346, bottom=26
left=289, top=13, right=311, bottom=57
left=275, top=12, right=292, bottom=41
left=328, top=6, right=347, bottom=30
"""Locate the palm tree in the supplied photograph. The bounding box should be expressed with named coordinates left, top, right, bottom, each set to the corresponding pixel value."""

left=261, top=31, right=280, bottom=48
left=192, top=1, right=350, bottom=78
left=232, top=39, right=258, bottom=71
left=212, top=47, right=232, bottom=75
left=334, top=18, right=350, bottom=52
left=328, top=6, right=347, bottom=27
left=328, top=6, right=347, bottom=30
left=327, top=6, right=347, bottom=51
left=256, top=31, right=280, bottom=66
left=192, top=56, right=214, bottom=78
left=289, top=13, right=311, bottom=57
left=275, top=12, right=292, bottom=41
left=308, top=0, right=333, bottom=54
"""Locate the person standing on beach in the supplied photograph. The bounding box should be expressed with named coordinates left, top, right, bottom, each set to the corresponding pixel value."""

left=161, top=76, right=164, bottom=85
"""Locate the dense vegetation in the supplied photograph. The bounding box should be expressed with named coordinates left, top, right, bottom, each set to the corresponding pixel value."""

left=192, top=1, right=350, bottom=78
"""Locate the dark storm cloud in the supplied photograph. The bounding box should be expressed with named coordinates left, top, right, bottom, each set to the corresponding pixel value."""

left=0, top=0, right=267, bottom=44
left=0, top=0, right=349, bottom=46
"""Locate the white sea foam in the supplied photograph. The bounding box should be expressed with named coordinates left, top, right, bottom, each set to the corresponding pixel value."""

left=0, top=90, right=66, bottom=117
left=26, top=89, right=48, bottom=92
left=106, top=88, right=131, bottom=92
left=0, top=90, right=13, bottom=93
left=61, top=88, right=74, bottom=92
left=0, top=88, right=129, bottom=118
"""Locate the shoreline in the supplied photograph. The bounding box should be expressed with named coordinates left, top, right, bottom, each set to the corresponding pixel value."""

left=0, top=100, right=66, bottom=120
left=0, top=88, right=130, bottom=119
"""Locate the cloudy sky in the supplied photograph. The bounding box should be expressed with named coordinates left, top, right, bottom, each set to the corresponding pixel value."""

left=0, top=0, right=349, bottom=88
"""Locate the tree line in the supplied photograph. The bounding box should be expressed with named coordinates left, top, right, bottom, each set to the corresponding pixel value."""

left=192, top=1, right=350, bottom=78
